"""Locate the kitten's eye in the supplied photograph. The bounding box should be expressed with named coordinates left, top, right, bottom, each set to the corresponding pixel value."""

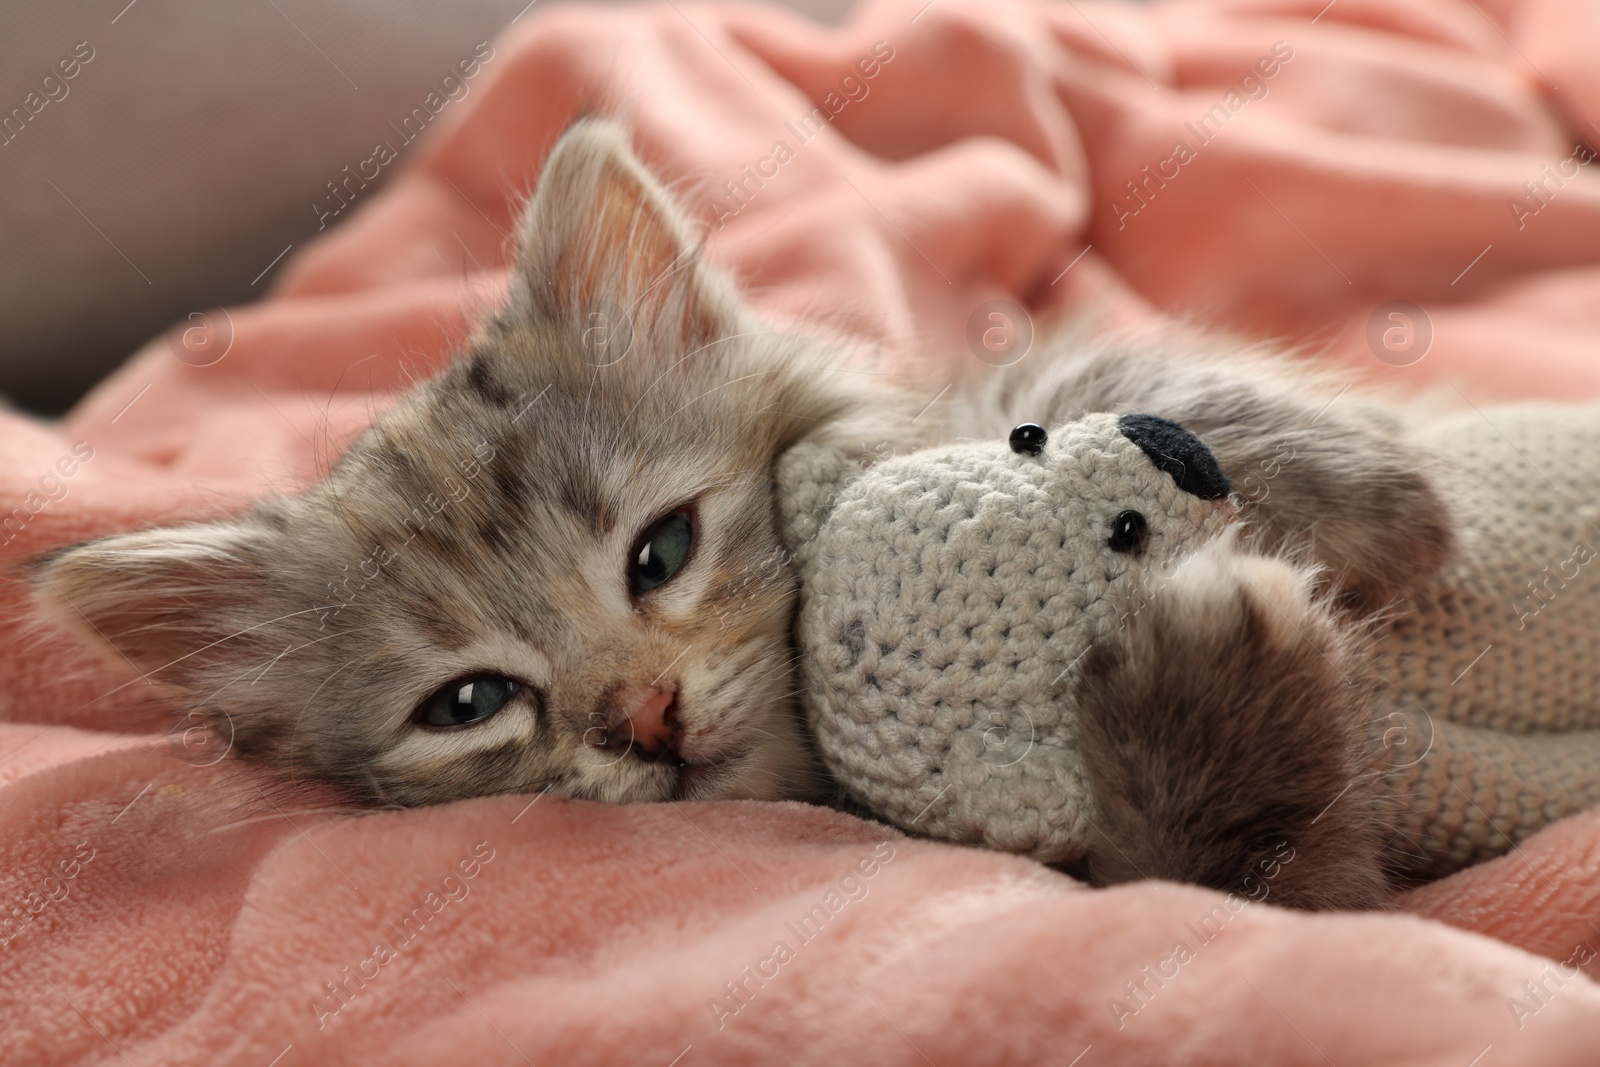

left=630, top=509, right=693, bottom=595
left=417, top=676, right=520, bottom=728
left=1108, top=510, right=1148, bottom=554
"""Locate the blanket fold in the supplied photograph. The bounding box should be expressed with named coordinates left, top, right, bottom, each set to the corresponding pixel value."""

left=6, top=0, right=1600, bottom=1062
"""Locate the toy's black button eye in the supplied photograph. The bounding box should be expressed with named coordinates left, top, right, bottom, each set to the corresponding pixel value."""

left=1108, top=510, right=1148, bottom=554
left=1009, top=423, right=1048, bottom=456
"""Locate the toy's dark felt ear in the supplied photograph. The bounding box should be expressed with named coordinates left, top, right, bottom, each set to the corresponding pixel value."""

left=1118, top=414, right=1230, bottom=500
left=775, top=443, right=864, bottom=570
left=1072, top=538, right=1390, bottom=911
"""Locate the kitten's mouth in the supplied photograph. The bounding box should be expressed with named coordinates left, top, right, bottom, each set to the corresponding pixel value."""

left=669, top=754, right=735, bottom=800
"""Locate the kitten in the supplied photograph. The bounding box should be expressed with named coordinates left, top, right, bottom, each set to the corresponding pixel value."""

left=31, top=119, right=905, bottom=808
left=31, top=119, right=1453, bottom=912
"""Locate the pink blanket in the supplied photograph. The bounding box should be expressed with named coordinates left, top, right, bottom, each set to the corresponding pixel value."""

left=6, top=0, right=1600, bottom=1062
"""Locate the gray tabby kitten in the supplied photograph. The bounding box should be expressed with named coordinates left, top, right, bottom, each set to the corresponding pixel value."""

left=33, top=119, right=1453, bottom=906
left=33, top=119, right=900, bottom=807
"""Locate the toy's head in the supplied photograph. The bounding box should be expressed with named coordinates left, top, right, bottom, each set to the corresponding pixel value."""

left=778, top=413, right=1237, bottom=863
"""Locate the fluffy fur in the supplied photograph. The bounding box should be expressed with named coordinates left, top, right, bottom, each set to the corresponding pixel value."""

left=924, top=331, right=1456, bottom=906
left=949, top=333, right=1457, bottom=611
left=31, top=119, right=909, bottom=808
left=1074, top=536, right=1391, bottom=910
left=30, top=121, right=1462, bottom=914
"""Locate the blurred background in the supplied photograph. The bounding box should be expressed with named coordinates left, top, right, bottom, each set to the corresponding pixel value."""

left=0, top=0, right=856, bottom=415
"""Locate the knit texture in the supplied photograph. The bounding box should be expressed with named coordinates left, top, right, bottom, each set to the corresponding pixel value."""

left=781, top=404, right=1600, bottom=876
left=1375, top=404, right=1600, bottom=876
left=780, top=414, right=1233, bottom=861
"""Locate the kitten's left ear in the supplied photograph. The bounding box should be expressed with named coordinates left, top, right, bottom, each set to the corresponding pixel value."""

left=509, top=117, right=741, bottom=348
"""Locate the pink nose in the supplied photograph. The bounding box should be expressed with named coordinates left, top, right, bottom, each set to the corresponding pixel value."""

left=595, top=686, right=679, bottom=761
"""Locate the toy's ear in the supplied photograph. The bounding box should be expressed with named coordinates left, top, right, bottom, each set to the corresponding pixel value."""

left=775, top=443, right=865, bottom=570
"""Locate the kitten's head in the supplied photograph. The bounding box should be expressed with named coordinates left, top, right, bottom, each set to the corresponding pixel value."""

left=32, top=119, right=879, bottom=808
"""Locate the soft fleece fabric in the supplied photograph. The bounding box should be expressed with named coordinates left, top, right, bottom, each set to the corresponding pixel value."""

left=5, top=0, right=1600, bottom=1062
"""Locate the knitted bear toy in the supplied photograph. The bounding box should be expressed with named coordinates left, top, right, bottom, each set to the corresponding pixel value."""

left=777, top=404, right=1600, bottom=909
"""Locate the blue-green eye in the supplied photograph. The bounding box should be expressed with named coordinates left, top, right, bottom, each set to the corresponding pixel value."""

left=418, top=676, right=519, bottom=728
left=630, top=510, right=693, bottom=595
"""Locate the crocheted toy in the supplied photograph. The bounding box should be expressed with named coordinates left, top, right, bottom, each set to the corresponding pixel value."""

left=778, top=404, right=1600, bottom=908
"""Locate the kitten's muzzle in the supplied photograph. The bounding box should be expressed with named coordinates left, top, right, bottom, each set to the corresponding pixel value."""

left=588, top=684, right=682, bottom=763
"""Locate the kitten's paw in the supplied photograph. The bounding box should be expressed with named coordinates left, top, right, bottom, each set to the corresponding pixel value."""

left=1074, top=539, right=1391, bottom=910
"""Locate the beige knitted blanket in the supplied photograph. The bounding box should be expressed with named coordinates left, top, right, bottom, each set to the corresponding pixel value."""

left=1378, top=403, right=1600, bottom=877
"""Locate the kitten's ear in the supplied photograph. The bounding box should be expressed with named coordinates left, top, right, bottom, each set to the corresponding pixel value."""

left=31, top=520, right=276, bottom=686
left=510, top=117, right=741, bottom=348
left=776, top=444, right=865, bottom=569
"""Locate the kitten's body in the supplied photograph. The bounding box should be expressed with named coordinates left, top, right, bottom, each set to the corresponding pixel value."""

left=33, top=120, right=1454, bottom=906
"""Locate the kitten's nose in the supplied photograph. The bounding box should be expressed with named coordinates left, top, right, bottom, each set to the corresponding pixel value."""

left=593, top=685, right=680, bottom=761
